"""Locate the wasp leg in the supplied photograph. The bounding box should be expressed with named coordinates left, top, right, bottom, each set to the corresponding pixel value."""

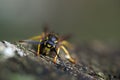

left=30, top=33, right=45, bottom=56
left=61, top=40, right=73, bottom=49
left=29, top=32, right=45, bottom=40
left=53, top=48, right=60, bottom=63
left=37, top=35, right=42, bottom=56
left=60, top=46, right=75, bottom=64
left=37, top=43, right=40, bottom=56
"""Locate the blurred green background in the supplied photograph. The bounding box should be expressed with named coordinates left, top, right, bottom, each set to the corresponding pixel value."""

left=0, top=0, right=120, bottom=42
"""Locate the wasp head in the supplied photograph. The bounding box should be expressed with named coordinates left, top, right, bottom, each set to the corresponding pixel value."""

left=44, top=33, right=59, bottom=48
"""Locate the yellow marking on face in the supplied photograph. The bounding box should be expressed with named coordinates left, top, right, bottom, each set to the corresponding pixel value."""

left=46, top=37, right=49, bottom=40
left=54, top=40, right=58, bottom=43
left=47, top=44, right=51, bottom=48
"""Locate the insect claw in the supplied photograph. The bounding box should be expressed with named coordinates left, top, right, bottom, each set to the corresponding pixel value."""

left=53, top=60, right=57, bottom=64
left=36, top=52, right=39, bottom=56
left=53, top=55, right=57, bottom=64
left=69, top=58, right=76, bottom=64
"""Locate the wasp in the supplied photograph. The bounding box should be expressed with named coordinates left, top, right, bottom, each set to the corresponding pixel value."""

left=19, top=27, right=75, bottom=64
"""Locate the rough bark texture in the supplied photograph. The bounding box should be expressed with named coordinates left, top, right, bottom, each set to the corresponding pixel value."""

left=0, top=41, right=120, bottom=80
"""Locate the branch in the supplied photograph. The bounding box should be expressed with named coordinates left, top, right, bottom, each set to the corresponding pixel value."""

left=0, top=41, right=106, bottom=80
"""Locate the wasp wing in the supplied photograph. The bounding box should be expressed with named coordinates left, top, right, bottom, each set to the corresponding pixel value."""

left=19, top=40, right=43, bottom=45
